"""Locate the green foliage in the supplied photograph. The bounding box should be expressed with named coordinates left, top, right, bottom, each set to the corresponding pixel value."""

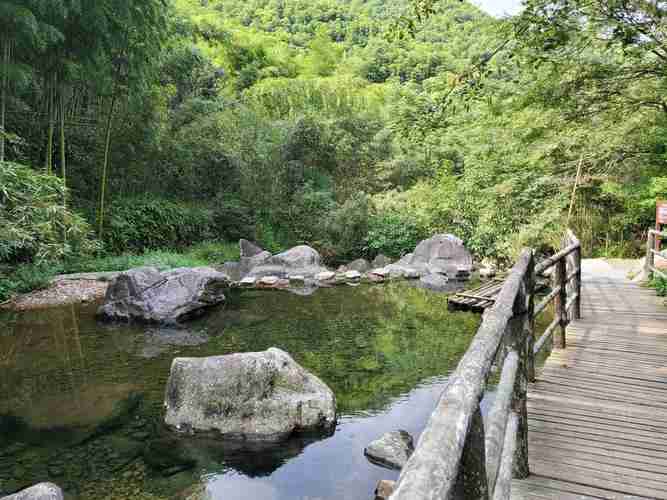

left=366, top=211, right=428, bottom=259
left=4, top=0, right=666, bottom=269
left=186, top=240, right=240, bottom=263
left=212, top=198, right=256, bottom=243
left=651, top=277, right=667, bottom=298
left=324, top=193, right=371, bottom=261
left=103, top=198, right=217, bottom=254
left=0, top=161, right=98, bottom=264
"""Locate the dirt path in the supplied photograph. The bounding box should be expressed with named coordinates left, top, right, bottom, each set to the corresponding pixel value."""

left=1, top=278, right=110, bottom=311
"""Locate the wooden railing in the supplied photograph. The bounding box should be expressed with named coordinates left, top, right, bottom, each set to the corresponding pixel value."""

left=645, top=229, right=667, bottom=279
left=390, top=230, right=582, bottom=500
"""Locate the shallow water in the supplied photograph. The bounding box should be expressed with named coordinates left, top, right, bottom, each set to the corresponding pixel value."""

left=0, top=282, right=480, bottom=499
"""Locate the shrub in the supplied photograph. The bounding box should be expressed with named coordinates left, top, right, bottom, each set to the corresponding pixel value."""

left=186, top=240, right=240, bottom=263
left=212, top=198, right=256, bottom=242
left=651, top=276, right=667, bottom=297
left=104, top=198, right=216, bottom=254
left=366, top=212, right=428, bottom=259
left=0, top=161, right=98, bottom=264
left=324, top=192, right=371, bottom=261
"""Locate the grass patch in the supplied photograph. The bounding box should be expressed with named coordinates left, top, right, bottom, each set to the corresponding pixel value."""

left=0, top=264, right=57, bottom=303
left=0, top=241, right=239, bottom=303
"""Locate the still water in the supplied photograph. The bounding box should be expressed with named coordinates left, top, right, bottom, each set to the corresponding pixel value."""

left=0, top=283, right=481, bottom=499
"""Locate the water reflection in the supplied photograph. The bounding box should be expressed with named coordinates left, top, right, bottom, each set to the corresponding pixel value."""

left=0, top=283, right=480, bottom=499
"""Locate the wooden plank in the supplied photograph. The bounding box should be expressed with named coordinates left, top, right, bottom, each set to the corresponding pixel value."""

left=529, top=452, right=667, bottom=483
left=527, top=435, right=667, bottom=469
left=528, top=420, right=667, bottom=452
left=528, top=461, right=667, bottom=498
left=528, top=413, right=667, bottom=443
left=514, top=476, right=651, bottom=499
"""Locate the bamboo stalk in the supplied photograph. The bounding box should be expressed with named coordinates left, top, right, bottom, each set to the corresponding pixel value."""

left=45, top=75, right=55, bottom=174
left=0, top=40, right=9, bottom=163
left=98, top=92, right=117, bottom=241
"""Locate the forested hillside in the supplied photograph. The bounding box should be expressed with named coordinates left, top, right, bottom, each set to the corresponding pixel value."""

left=2, top=0, right=666, bottom=291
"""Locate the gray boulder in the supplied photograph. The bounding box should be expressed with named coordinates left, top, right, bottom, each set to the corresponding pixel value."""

left=372, top=254, right=393, bottom=268
left=240, top=239, right=264, bottom=258
left=397, top=234, right=473, bottom=280
left=364, top=430, right=414, bottom=470
left=347, top=258, right=371, bottom=273
left=248, top=245, right=329, bottom=279
left=164, top=347, right=336, bottom=442
left=1, top=483, right=63, bottom=500
left=239, top=239, right=272, bottom=276
left=97, top=266, right=229, bottom=324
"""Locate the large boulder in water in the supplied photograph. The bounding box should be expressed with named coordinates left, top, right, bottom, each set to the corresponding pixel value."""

left=1, top=483, right=63, bottom=500
left=246, top=245, right=329, bottom=279
left=164, top=347, right=336, bottom=442
left=390, top=234, right=473, bottom=280
left=97, top=267, right=230, bottom=324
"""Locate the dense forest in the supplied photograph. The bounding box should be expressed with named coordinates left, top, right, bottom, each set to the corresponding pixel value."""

left=1, top=0, right=666, bottom=299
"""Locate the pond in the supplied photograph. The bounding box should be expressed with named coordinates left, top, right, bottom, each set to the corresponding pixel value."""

left=0, top=282, right=481, bottom=500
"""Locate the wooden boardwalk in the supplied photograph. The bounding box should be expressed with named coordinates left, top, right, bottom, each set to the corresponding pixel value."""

left=512, top=269, right=667, bottom=499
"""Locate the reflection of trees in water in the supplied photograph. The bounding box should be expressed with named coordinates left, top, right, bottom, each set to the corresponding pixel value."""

left=0, top=283, right=483, bottom=497
left=211, top=283, right=481, bottom=415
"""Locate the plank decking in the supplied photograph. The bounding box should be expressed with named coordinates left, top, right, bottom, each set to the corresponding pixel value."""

left=512, top=271, right=667, bottom=499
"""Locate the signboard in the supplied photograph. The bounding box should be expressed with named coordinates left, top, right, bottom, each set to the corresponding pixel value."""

left=658, top=201, right=667, bottom=225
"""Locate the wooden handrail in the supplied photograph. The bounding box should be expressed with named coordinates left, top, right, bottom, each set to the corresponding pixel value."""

left=645, top=230, right=667, bottom=279
left=390, top=230, right=582, bottom=500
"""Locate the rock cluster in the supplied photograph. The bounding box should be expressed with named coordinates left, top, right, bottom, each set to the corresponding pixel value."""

left=234, top=234, right=472, bottom=292
left=164, top=347, right=336, bottom=442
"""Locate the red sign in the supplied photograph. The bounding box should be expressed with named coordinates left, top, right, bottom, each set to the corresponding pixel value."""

left=658, top=201, right=667, bottom=225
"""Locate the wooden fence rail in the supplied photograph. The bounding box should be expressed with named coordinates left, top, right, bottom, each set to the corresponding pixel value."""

left=645, top=229, right=667, bottom=279
left=389, top=230, right=582, bottom=500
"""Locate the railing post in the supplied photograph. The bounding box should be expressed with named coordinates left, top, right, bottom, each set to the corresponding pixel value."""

left=456, top=406, right=489, bottom=499
left=646, top=230, right=655, bottom=278
left=553, top=258, right=567, bottom=349
left=511, top=267, right=530, bottom=480
left=525, top=253, right=536, bottom=383
left=573, top=245, right=582, bottom=320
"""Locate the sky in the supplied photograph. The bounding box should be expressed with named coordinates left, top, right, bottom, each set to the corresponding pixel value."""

left=472, top=0, right=523, bottom=17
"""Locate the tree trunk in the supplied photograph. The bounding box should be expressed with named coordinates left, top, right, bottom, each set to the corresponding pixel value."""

left=98, top=92, right=117, bottom=241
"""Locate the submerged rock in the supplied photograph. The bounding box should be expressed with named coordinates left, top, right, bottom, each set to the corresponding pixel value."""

left=98, top=267, right=230, bottom=324
left=374, top=480, right=396, bottom=500
left=418, top=273, right=450, bottom=292
left=164, top=348, right=336, bottom=442
left=364, top=430, right=414, bottom=470
left=1, top=483, right=63, bottom=500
